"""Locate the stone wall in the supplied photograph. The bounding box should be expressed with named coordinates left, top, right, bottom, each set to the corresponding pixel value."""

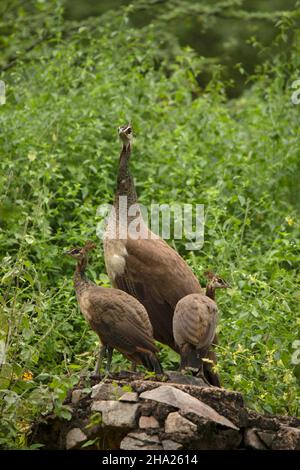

left=31, top=373, right=300, bottom=450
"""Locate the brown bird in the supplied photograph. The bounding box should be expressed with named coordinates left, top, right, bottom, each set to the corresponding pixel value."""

left=104, top=124, right=220, bottom=385
left=66, top=240, right=163, bottom=375
left=173, top=272, right=230, bottom=380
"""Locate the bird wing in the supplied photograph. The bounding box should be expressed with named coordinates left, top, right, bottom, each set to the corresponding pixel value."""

left=114, top=236, right=202, bottom=348
left=86, top=287, right=158, bottom=356
left=174, top=294, right=217, bottom=350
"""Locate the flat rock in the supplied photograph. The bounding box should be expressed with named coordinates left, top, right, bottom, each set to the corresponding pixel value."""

left=271, top=426, right=300, bottom=450
left=248, top=409, right=300, bottom=431
left=71, top=389, right=82, bottom=405
left=166, top=371, right=208, bottom=387
left=91, top=400, right=139, bottom=428
left=120, top=432, right=162, bottom=450
left=133, top=379, right=245, bottom=427
left=65, top=428, right=87, bottom=450
left=165, top=412, right=197, bottom=435
left=91, top=382, right=123, bottom=400
left=244, top=428, right=267, bottom=450
left=119, top=392, right=139, bottom=403
left=257, top=430, right=276, bottom=448
left=140, top=385, right=238, bottom=430
left=139, top=416, right=160, bottom=429
left=162, top=439, right=183, bottom=450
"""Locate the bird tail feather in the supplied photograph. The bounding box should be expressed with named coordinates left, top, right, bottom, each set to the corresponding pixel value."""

left=139, top=350, right=163, bottom=374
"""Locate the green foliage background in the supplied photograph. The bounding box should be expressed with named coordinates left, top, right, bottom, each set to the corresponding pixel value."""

left=0, top=0, right=299, bottom=449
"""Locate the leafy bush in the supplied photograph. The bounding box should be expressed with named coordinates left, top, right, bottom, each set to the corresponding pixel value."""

left=0, top=0, right=299, bottom=449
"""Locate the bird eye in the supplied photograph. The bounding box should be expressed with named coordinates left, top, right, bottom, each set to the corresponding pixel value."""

left=127, top=128, right=132, bottom=134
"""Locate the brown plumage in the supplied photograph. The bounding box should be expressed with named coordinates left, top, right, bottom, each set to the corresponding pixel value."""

left=66, top=241, right=163, bottom=375
left=173, top=272, right=230, bottom=380
left=104, top=124, right=220, bottom=385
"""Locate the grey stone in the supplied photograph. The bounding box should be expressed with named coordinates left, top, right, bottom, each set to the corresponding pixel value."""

left=165, top=412, right=197, bottom=435
left=162, top=439, right=183, bottom=450
left=247, top=409, right=300, bottom=431
left=91, top=400, right=139, bottom=428
left=71, top=389, right=82, bottom=405
left=139, top=415, right=160, bottom=429
left=166, top=371, right=209, bottom=387
left=271, top=426, right=300, bottom=450
left=134, top=379, right=245, bottom=428
left=193, top=428, right=242, bottom=450
left=244, top=429, right=267, bottom=450
left=91, top=382, right=123, bottom=400
left=120, top=432, right=162, bottom=450
left=140, top=385, right=238, bottom=430
left=119, top=392, right=139, bottom=402
left=257, top=430, right=276, bottom=448
left=66, top=428, right=87, bottom=450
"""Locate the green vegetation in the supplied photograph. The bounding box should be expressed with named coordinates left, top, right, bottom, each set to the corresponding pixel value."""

left=0, top=0, right=299, bottom=449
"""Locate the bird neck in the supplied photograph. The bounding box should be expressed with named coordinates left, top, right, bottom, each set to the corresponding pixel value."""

left=74, top=256, right=92, bottom=296
left=205, top=283, right=215, bottom=301
left=115, top=143, right=138, bottom=209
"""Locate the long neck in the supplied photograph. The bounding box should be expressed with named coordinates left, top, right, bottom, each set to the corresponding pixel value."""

left=115, top=143, right=138, bottom=209
left=74, top=256, right=92, bottom=296
left=206, top=283, right=215, bottom=301
left=110, top=143, right=147, bottom=239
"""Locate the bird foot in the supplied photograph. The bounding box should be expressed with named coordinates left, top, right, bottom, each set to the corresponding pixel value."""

left=166, top=370, right=210, bottom=387
left=183, top=367, right=199, bottom=376
left=116, top=370, right=141, bottom=379
left=90, top=372, right=102, bottom=381
left=195, top=371, right=211, bottom=386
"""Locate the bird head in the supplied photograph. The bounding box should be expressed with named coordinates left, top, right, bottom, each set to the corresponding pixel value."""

left=204, top=271, right=231, bottom=289
left=65, top=240, right=96, bottom=260
left=118, top=123, right=133, bottom=149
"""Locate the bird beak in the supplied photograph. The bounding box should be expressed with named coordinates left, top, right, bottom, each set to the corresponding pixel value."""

left=223, top=281, right=231, bottom=288
left=64, top=250, right=71, bottom=256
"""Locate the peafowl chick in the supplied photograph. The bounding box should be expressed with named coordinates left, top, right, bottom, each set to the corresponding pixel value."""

left=173, top=272, right=230, bottom=382
left=66, top=241, right=163, bottom=375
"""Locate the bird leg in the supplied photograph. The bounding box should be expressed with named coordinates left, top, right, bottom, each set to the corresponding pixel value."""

left=196, top=360, right=211, bottom=386
left=196, top=360, right=204, bottom=378
left=105, top=346, right=114, bottom=373
left=203, top=347, right=221, bottom=387
left=94, top=345, right=107, bottom=376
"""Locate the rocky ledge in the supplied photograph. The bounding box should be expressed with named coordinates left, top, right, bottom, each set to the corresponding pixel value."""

left=30, top=372, right=300, bottom=450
